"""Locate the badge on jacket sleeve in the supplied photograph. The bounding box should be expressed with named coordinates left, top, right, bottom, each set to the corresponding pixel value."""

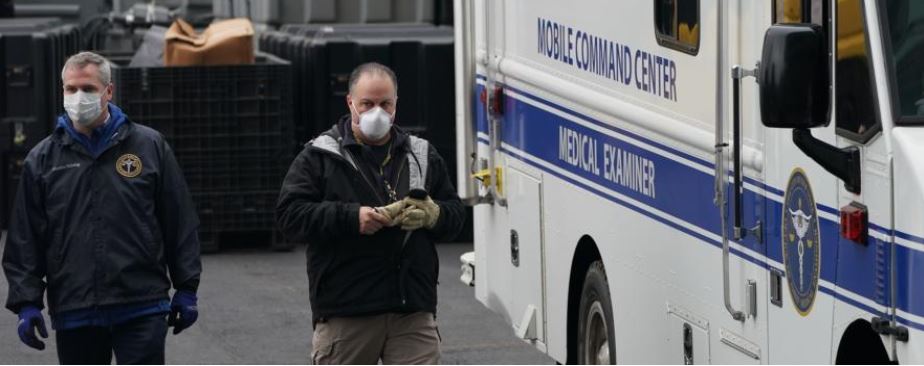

left=116, top=154, right=143, bottom=178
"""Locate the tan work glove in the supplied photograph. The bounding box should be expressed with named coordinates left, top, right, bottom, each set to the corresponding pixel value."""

left=374, top=200, right=407, bottom=227
left=395, top=208, right=426, bottom=231
left=398, top=196, right=441, bottom=230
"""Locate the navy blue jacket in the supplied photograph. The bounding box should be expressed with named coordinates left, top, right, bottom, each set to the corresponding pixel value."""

left=2, top=105, right=201, bottom=315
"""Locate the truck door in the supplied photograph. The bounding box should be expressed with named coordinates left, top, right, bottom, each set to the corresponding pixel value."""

left=761, top=0, right=846, bottom=362
left=709, top=0, right=771, bottom=362
left=829, top=0, right=895, bottom=360
left=470, top=0, right=548, bottom=347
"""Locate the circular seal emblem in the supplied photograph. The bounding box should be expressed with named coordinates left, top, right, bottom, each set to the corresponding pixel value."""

left=116, top=154, right=143, bottom=178
left=782, top=168, right=821, bottom=316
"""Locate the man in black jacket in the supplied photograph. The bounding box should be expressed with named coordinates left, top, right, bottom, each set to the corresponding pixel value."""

left=276, top=62, right=464, bottom=364
left=2, top=51, right=201, bottom=364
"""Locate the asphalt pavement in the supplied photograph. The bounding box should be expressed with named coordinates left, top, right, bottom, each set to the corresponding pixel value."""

left=0, top=232, right=554, bottom=364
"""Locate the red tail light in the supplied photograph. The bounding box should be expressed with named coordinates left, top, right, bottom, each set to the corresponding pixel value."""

left=479, top=86, right=505, bottom=116
left=840, top=202, right=868, bottom=244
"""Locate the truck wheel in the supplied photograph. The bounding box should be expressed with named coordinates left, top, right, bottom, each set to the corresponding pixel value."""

left=578, top=260, right=616, bottom=364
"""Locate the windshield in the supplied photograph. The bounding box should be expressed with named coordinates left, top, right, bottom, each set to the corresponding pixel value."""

left=883, top=0, right=924, bottom=123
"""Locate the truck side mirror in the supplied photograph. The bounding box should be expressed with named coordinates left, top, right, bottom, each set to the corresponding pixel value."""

left=759, top=24, right=861, bottom=193
left=759, top=24, right=830, bottom=128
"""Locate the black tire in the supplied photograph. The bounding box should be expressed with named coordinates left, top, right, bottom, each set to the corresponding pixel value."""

left=835, top=320, right=892, bottom=364
left=577, top=260, right=616, bottom=364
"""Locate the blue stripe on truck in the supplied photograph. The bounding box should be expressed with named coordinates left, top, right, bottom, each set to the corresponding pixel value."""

left=473, top=77, right=924, bottom=328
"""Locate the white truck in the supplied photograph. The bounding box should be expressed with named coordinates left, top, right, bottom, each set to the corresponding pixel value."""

left=453, top=0, right=924, bottom=363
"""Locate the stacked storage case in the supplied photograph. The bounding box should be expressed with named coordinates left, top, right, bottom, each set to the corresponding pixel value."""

left=110, top=54, right=296, bottom=252
left=0, top=18, right=81, bottom=229
left=258, top=24, right=458, bottom=185
left=214, top=0, right=453, bottom=25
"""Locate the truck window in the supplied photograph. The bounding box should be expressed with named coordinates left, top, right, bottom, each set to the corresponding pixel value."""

left=654, top=0, right=699, bottom=55
left=775, top=0, right=805, bottom=23
left=883, top=0, right=924, bottom=124
left=835, top=0, right=879, bottom=141
left=773, top=0, right=825, bottom=26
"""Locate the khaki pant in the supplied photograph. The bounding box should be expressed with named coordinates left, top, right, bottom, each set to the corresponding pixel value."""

left=311, top=312, right=441, bottom=365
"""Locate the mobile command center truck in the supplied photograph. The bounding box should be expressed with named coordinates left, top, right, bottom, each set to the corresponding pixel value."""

left=453, top=0, right=924, bottom=363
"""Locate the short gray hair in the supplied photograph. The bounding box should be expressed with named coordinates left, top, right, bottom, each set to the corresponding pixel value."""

left=61, top=51, right=112, bottom=86
left=348, top=62, right=398, bottom=94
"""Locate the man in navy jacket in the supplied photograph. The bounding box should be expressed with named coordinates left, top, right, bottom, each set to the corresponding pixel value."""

left=2, top=51, right=201, bottom=364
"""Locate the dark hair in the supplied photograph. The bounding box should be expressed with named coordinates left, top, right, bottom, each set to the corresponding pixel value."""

left=348, top=62, right=398, bottom=94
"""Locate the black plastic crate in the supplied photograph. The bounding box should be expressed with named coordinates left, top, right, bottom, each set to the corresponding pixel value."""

left=258, top=25, right=458, bottom=184
left=0, top=19, right=82, bottom=229
left=110, top=54, right=294, bottom=164
left=181, top=154, right=290, bottom=193
left=0, top=18, right=61, bottom=31
left=194, top=188, right=287, bottom=252
left=0, top=21, right=81, bottom=152
left=193, top=190, right=291, bottom=252
left=109, top=55, right=296, bottom=251
left=259, top=25, right=455, bottom=136
left=194, top=190, right=277, bottom=228
left=279, top=23, right=451, bottom=37
left=2, top=151, right=24, bottom=229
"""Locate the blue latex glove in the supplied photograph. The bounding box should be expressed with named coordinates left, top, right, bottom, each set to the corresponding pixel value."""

left=17, top=306, right=47, bottom=350
left=167, top=291, right=198, bottom=335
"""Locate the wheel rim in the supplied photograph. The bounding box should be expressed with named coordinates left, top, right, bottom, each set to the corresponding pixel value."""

left=583, top=300, right=611, bottom=364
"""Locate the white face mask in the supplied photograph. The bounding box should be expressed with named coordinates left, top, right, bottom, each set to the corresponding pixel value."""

left=64, top=90, right=103, bottom=127
left=356, top=106, right=393, bottom=141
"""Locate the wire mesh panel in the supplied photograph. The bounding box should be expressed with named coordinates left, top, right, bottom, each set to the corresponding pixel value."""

left=111, top=54, right=296, bottom=251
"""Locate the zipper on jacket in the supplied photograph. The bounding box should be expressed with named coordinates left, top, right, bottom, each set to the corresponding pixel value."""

left=311, top=134, right=413, bottom=206
left=376, top=152, right=408, bottom=205
left=397, top=262, right=407, bottom=307
left=314, top=141, right=413, bottom=308
left=392, top=153, right=410, bottom=308
left=345, top=145, right=410, bottom=207
left=346, top=147, right=412, bottom=308
left=343, top=147, right=389, bottom=205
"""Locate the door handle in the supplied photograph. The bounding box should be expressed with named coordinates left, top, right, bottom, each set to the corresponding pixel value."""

left=770, top=268, right=783, bottom=308
left=716, top=64, right=762, bottom=322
